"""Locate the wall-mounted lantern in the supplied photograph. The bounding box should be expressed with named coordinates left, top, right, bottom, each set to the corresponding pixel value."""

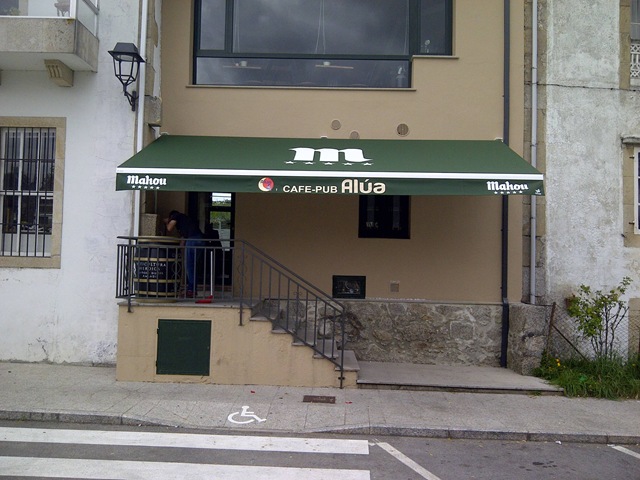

left=108, top=43, right=145, bottom=111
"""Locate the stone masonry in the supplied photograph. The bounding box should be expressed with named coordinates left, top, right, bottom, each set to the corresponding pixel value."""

left=342, top=301, right=504, bottom=367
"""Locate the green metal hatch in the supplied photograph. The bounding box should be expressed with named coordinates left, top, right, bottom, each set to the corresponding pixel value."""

left=156, top=319, right=211, bottom=376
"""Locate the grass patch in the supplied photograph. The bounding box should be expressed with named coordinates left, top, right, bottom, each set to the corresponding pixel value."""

left=533, top=354, right=640, bottom=399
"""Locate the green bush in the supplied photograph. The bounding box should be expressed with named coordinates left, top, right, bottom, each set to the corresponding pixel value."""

left=565, top=277, right=631, bottom=361
left=534, top=353, right=640, bottom=399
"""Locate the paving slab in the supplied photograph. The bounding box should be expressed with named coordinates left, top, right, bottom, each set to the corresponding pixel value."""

left=0, top=362, right=638, bottom=444
left=357, top=361, right=564, bottom=394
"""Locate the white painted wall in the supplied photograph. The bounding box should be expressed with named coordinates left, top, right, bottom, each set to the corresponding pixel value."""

left=543, top=1, right=640, bottom=298
left=0, top=2, right=141, bottom=363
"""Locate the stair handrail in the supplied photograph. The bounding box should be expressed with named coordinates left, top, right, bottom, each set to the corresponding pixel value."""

left=236, top=239, right=345, bottom=309
left=235, top=240, right=347, bottom=387
left=115, top=236, right=348, bottom=387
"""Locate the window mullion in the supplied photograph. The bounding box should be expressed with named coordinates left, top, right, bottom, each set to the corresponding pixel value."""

left=410, top=0, right=421, bottom=56
left=227, top=0, right=235, bottom=53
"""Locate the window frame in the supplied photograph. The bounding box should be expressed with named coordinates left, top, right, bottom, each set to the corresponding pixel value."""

left=192, top=0, right=453, bottom=87
left=0, top=117, right=65, bottom=269
left=633, top=0, right=640, bottom=41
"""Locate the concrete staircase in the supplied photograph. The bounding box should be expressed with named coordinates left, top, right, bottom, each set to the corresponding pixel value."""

left=250, top=301, right=360, bottom=388
left=248, top=301, right=560, bottom=395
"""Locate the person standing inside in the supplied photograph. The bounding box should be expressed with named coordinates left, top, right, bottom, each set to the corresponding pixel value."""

left=164, top=210, right=204, bottom=297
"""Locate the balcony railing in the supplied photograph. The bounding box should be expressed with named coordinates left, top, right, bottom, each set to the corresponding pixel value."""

left=116, top=236, right=347, bottom=385
left=0, top=0, right=99, bottom=35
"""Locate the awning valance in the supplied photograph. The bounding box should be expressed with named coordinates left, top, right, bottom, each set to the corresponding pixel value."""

left=116, top=135, right=544, bottom=196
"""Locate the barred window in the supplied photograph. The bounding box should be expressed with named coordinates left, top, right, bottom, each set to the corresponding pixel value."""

left=0, top=127, right=56, bottom=257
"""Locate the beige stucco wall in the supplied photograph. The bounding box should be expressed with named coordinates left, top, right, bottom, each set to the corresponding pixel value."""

left=116, top=303, right=354, bottom=387
left=155, top=0, right=527, bottom=303
left=237, top=194, right=505, bottom=301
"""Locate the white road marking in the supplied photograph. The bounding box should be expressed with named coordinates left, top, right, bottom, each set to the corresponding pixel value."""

left=0, top=427, right=369, bottom=455
left=227, top=405, right=267, bottom=424
left=375, top=441, right=443, bottom=480
left=0, top=456, right=371, bottom=480
left=610, top=445, right=640, bottom=460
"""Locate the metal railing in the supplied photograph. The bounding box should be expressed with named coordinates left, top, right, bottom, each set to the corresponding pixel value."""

left=116, top=236, right=347, bottom=386
left=0, top=1, right=99, bottom=36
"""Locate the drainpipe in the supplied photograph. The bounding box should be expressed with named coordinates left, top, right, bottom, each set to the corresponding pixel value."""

left=529, top=0, right=539, bottom=304
left=133, top=0, right=150, bottom=236
left=500, top=0, right=511, bottom=368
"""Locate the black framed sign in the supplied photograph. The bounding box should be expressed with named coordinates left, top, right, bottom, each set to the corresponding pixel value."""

left=333, top=275, right=366, bottom=299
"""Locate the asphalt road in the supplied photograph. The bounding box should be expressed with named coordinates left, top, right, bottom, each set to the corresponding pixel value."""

left=0, top=421, right=638, bottom=479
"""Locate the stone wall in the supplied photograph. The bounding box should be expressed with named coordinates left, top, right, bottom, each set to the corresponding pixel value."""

left=342, top=301, right=504, bottom=367
left=507, top=303, right=549, bottom=374
left=341, top=301, right=549, bottom=373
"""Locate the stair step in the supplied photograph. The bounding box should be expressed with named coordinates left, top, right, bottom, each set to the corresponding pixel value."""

left=293, top=336, right=335, bottom=348
left=294, top=325, right=318, bottom=344
left=339, top=350, right=360, bottom=372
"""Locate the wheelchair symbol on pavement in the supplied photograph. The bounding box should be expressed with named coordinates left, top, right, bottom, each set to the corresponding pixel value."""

left=227, top=405, right=267, bottom=424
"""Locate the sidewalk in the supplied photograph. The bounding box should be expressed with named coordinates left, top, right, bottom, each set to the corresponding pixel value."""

left=0, top=362, right=638, bottom=444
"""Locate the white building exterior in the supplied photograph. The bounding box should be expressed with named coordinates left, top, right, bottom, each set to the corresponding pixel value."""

left=530, top=0, right=640, bottom=354
left=0, top=1, right=157, bottom=363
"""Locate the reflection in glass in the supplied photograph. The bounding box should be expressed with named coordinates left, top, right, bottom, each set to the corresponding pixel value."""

left=200, top=0, right=226, bottom=49
left=197, top=57, right=410, bottom=88
left=420, top=0, right=452, bottom=55
left=232, top=0, right=409, bottom=55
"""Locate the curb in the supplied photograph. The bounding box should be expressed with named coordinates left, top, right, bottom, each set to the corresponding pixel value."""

left=2, top=410, right=639, bottom=445
left=314, top=424, right=640, bottom=445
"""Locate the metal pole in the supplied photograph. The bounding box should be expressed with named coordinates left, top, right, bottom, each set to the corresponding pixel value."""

left=500, top=0, right=511, bottom=368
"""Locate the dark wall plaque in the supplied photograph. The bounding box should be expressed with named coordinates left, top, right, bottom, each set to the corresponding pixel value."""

left=332, top=275, right=366, bottom=299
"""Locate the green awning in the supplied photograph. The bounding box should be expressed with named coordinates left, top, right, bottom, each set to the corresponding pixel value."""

left=116, top=135, right=544, bottom=196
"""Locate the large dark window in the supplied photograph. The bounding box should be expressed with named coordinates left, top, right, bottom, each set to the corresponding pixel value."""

left=359, top=195, right=410, bottom=239
left=194, top=0, right=452, bottom=87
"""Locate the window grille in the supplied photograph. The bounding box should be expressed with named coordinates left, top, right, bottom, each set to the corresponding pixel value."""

left=632, top=42, right=640, bottom=79
left=0, top=127, right=56, bottom=257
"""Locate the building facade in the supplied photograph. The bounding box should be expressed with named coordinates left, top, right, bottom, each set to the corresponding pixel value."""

left=115, top=0, right=546, bottom=385
left=527, top=0, right=640, bottom=358
left=0, top=0, right=161, bottom=363
left=2, top=1, right=563, bottom=384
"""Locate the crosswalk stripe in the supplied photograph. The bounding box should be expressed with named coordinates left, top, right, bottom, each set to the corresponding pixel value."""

left=375, top=441, right=442, bottom=480
left=0, top=427, right=369, bottom=455
left=610, top=445, right=640, bottom=460
left=0, top=456, right=371, bottom=480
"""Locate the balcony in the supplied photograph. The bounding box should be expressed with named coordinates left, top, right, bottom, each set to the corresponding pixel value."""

left=0, top=0, right=99, bottom=74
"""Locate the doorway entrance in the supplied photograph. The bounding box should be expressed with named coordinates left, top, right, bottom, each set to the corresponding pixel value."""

left=189, top=192, right=235, bottom=292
